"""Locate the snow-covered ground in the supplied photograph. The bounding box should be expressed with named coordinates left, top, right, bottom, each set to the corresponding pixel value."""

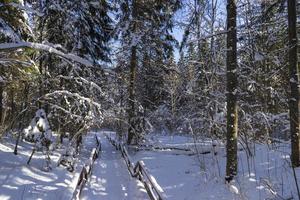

left=0, top=132, right=97, bottom=200
left=1, top=130, right=299, bottom=200
left=126, top=134, right=300, bottom=200
left=81, top=133, right=148, bottom=200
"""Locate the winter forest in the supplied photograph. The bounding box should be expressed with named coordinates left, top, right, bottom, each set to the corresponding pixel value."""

left=0, top=0, right=299, bottom=199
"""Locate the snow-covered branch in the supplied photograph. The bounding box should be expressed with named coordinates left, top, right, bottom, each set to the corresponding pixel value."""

left=57, top=75, right=105, bottom=96
left=44, top=90, right=102, bottom=111
left=0, top=42, right=93, bottom=67
left=0, top=3, right=44, bottom=17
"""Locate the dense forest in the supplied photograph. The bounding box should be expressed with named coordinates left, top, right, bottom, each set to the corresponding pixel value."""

left=0, top=0, right=300, bottom=199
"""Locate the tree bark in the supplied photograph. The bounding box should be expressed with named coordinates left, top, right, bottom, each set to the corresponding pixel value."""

left=127, top=0, right=138, bottom=144
left=0, top=82, right=3, bottom=126
left=127, top=45, right=137, bottom=144
left=288, top=0, right=300, bottom=167
left=10, top=87, right=15, bottom=123
left=225, top=0, right=238, bottom=182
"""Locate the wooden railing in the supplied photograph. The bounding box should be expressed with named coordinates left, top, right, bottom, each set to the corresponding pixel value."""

left=106, top=134, right=166, bottom=200
left=71, top=135, right=101, bottom=200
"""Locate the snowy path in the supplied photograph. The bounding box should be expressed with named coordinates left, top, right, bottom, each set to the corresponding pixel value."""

left=81, top=133, right=148, bottom=200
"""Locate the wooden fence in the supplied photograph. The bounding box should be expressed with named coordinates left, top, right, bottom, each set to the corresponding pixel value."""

left=106, top=134, right=166, bottom=200
left=71, top=135, right=101, bottom=200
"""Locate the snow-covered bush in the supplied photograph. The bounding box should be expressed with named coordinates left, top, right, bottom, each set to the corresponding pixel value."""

left=148, top=104, right=184, bottom=135
left=24, top=109, right=53, bottom=145
left=24, top=109, right=54, bottom=171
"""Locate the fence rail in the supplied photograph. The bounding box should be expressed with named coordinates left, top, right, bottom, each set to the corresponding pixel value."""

left=106, top=134, right=166, bottom=200
left=71, top=134, right=101, bottom=200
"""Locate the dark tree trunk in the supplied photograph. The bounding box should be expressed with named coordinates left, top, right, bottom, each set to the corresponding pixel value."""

left=10, top=88, right=15, bottom=123
left=14, top=83, right=29, bottom=155
left=0, top=82, right=3, bottom=125
left=127, top=45, right=137, bottom=144
left=127, top=0, right=137, bottom=145
left=288, top=0, right=300, bottom=167
left=225, top=0, right=238, bottom=183
left=116, top=75, right=124, bottom=139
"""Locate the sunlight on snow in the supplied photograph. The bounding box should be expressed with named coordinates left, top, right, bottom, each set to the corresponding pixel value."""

left=256, top=185, right=265, bottom=190
left=0, top=195, right=9, bottom=200
left=21, top=167, right=54, bottom=183
left=14, top=177, right=34, bottom=185
left=136, top=181, right=147, bottom=193
left=0, top=144, right=12, bottom=153
left=55, top=182, right=68, bottom=187
left=100, top=163, right=107, bottom=168
left=2, top=185, right=18, bottom=190
left=249, top=177, right=257, bottom=182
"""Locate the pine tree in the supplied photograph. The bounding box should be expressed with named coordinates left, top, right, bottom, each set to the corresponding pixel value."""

left=114, top=0, right=180, bottom=144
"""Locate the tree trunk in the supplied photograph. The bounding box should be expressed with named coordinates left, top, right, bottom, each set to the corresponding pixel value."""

left=127, top=45, right=137, bottom=144
left=225, top=0, right=238, bottom=182
left=288, top=0, right=300, bottom=167
left=0, top=82, right=3, bottom=127
left=10, top=88, right=15, bottom=124
left=14, top=83, right=29, bottom=155
left=127, top=0, right=137, bottom=145
left=117, top=76, right=124, bottom=139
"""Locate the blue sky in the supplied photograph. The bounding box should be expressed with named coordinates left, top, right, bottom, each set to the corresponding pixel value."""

left=172, top=26, right=183, bottom=61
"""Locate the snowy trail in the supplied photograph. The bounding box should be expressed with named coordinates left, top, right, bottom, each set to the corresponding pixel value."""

left=81, top=133, right=148, bottom=200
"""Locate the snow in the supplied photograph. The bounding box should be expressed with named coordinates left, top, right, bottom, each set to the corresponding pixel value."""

left=228, top=183, right=239, bottom=194
left=1, top=130, right=299, bottom=199
left=254, top=52, right=264, bottom=61
left=130, top=145, right=217, bottom=199
left=80, top=133, right=148, bottom=200
left=127, top=134, right=300, bottom=200
left=0, top=42, right=93, bottom=67
left=0, top=18, right=21, bottom=42
left=0, top=132, right=98, bottom=200
left=0, top=138, right=73, bottom=199
left=2, top=2, right=44, bottom=17
left=89, top=1, right=100, bottom=8
left=24, top=109, right=53, bottom=144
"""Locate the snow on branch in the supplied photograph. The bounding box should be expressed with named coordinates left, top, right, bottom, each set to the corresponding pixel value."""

left=0, top=18, right=21, bottom=42
left=44, top=90, right=102, bottom=111
left=57, top=75, right=105, bottom=96
left=0, top=42, right=93, bottom=67
left=43, top=90, right=104, bottom=126
left=48, top=103, right=83, bottom=120
left=0, top=3, right=44, bottom=16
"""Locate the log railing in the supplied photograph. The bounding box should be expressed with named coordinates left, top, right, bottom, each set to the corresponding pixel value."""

left=71, top=134, right=101, bottom=200
left=106, top=134, right=166, bottom=200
